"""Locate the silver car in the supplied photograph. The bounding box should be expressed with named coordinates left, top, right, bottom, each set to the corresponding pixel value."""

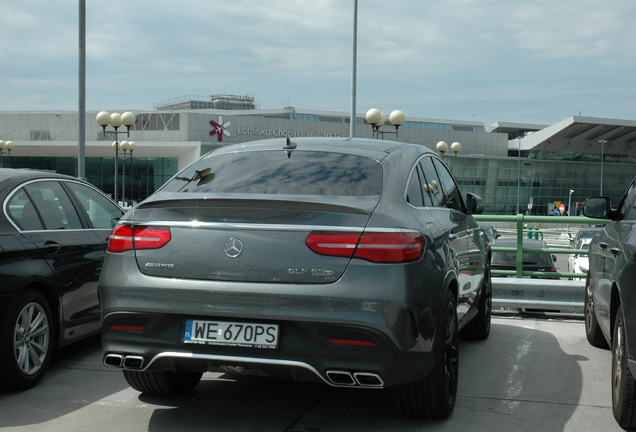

left=98, top=137, right=491, bottom=419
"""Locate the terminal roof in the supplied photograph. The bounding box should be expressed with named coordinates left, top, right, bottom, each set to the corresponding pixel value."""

left=508, top=116, right=636, bottom=155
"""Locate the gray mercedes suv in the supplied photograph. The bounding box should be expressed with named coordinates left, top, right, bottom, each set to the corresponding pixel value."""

left=98, top=137, right=492, bottom=418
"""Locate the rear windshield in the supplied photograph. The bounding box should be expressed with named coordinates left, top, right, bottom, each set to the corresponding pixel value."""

left=159, top=150, right=383, bottom=196
left=492, top=251, right=553, bottom=266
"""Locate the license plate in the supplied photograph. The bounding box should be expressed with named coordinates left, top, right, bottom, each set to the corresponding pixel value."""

left=183, top=320, right=279, bottom=349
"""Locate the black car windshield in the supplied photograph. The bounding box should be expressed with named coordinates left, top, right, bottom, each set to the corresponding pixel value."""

left=159, top=150, right=383, bottom=196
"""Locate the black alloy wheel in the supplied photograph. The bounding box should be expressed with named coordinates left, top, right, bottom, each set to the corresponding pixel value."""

left=391, top=290, right=459, bottom=418
left=461, top=264, right=492, bottom=341
left=584, top=274, right=607, bottom=348
left=612, top=305, right=636, bottom=429
left=0, top=289, right=54, bottom=390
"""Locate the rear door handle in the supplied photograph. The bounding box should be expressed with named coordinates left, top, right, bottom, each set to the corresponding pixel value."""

left=611, top=248, right=621, bottom=256
left=43, top=241, right=62, bottom=254
left=599, top=242, right=609, bottom=250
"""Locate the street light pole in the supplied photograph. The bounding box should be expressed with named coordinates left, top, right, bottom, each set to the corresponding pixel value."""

left=365, top=109, right=406, bottom=139
left=96, top=111, right=136, bottom=203
left=517, top=137, right=521, bottom=214
left=0, top=141, right=15, bottom=167
left=349, top=0, right=358, bottom=138
left=598, top=139, right=607, bottom=195
left=128, top=141, right=136, bottom=203
left=567, top=189, right=574, bottom=231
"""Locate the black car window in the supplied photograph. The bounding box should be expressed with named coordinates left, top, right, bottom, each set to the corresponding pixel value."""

left=66, top=182, right=122, bottom=229
left=432, top=158, right=466, bottom=212
left=23, top=181, right=82, bottom=230
left=419, top=157, right=444, bottom=207
left=159, top=151, right=383, bottom=196
left=7, top=189, right=43, bottom=230
left=406, top=165, right=424, bottom=207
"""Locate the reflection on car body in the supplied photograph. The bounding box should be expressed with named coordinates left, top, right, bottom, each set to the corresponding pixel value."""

left=99, top=137, right=492, bottom=419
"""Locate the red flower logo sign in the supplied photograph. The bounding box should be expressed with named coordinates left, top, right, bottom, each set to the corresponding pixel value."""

left=210, top=116, right=231, bottom=142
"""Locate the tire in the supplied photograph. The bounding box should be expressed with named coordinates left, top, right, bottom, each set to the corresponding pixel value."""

left=461, top=264, right=492, bottom=341
left=123, top=370, right=203, bottom=396
left=612, top=305, right=636, bottom=429
left=391, top=290, right=459, bottom=418
left=0, top=289, right=55, bottom=391
left=585, top=274, right=607, bottom=348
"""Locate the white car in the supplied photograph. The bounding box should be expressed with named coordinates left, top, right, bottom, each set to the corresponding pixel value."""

left=568, top=238, right=591, bottom=278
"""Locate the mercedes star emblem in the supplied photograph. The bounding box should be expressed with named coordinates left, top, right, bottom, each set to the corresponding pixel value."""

left=224, top=238, right=243, bottom=258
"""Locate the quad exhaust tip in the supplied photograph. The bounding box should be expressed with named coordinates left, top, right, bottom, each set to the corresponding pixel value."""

left=326, top=370, right=384, bottom=388
left=104, top=353, right=145, bottom=370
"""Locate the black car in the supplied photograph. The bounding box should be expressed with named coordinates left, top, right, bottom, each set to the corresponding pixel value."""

left=0, top=169, right=123, bottom=390
left=490, top=238, right=559, bottom=279
left=98, top=137, right=492, bottom=419
left=584, top=178, right=636, bottom=429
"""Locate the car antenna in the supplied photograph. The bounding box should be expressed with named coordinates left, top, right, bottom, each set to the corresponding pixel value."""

left=283, top=137, right=297, bottom=159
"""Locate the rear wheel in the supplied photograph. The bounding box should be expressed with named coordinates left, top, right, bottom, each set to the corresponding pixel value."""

left=391, top=290, right=458, bottom=418
left=585, top=274, right=607, bottom=348
left=612, top=305, right=636, bottom=429
left=0, top=289, right=55, bottom=391
left=461, top=264, right=492, bottom=341
left=123, top=370, right=203, bottom=396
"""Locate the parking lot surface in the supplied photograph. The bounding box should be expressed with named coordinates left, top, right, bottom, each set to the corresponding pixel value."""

left=0, top=316, right=622, bottom=432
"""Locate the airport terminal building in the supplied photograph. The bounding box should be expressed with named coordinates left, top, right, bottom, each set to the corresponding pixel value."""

left=1, top=94, right=635, bottom=214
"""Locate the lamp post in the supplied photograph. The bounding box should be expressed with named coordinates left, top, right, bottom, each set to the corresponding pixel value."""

left=120, top=141, right=136, bottom=205
left=97, top=111, right=136, bottom=202
left=127, top=141, right=136, bottom=204
left=0, top=140, right=15, bottom=167
left=436, top=141, right=448, bottom=156
left=365, top=109, right=405, bottom=139
left=598, top=139, right=607, bottom=195
left=567, top=189, right=575, bottom=231
left=436, top=141, right=461, bottom=158
left=517, top=137, right=521, bottom=215
left=119, top=141, right=129, bottom=204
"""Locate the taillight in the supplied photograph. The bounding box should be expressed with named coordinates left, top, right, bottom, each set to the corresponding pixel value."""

left=306, top=231, right=425, bottom=263
left=107, top=224, right=172, bottom=253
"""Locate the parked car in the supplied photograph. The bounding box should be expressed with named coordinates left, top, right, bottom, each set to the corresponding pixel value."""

left=0, top=169, right=123, bottom=390
left=571, top=226, right=601, bottom=246
left=98, top=137, right=492, bottom=419
left=491, top=238, right=559, bottom=278
left=584, top=178, right=636, bottom=429
left=567, top=238, right=591, bottom=279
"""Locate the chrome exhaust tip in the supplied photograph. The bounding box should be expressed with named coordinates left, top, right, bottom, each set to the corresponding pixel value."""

left=354, top=372, right=385, bottom=387
left=104, top=353, right=124, bottom=368
left=326, top=370, right=356, bottom=386
left=122, top=355, right=145, bottom=370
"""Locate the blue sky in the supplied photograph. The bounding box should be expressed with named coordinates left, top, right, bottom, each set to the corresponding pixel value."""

left=1, top=0, right=635, bottom=127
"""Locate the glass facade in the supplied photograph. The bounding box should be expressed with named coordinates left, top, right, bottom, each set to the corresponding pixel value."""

left=444, top=156, right=636, bottom=215
left=2, top=156, right=178, bottom=204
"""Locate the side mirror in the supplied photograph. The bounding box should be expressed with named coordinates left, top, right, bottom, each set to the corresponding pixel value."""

left=583, top=197, right=611, bottom=219
left=466, top=193, right=484, bottom=215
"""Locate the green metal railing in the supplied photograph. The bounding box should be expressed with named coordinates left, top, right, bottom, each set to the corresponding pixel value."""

left=473, top=214, right=611, bottom=279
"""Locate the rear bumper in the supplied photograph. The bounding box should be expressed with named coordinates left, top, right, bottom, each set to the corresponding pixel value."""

left=99, top=253, right=443, bottom=388
left=101, top=311, right=435, bottom=388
